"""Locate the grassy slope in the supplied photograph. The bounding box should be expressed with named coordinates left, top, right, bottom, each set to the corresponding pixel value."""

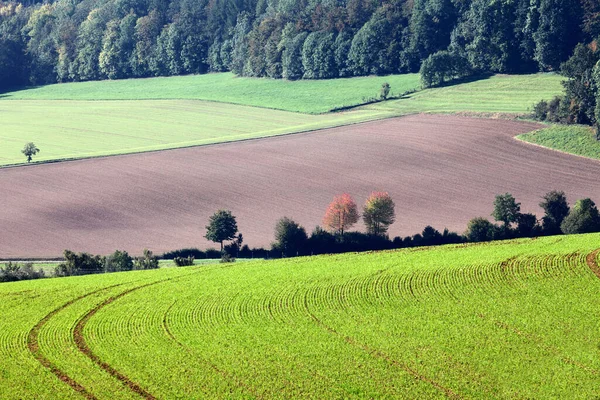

left=1, top=234, right=599, bottom=398
left=370, top=74, right=564, bottom=114
left=518, top=125, right=600, bottom=160
left=1, top=72, right=421, bottom=114
left=0, top=73, right=564, bottom=166
left=0, top=100, right=387, bottom=165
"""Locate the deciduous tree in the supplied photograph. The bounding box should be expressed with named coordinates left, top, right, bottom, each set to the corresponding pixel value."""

left=362, top=191, right=395, bottom=235
left=205, top=210, right=238, bottom=251
left=323, top=193, right=359, bottom=235
left=21, top=142, right=39, bottom=163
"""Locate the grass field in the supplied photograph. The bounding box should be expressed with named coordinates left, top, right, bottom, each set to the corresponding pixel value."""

left=0, top=100, right=388, bottom=166
left=0, top=73, right=565, bottom=167
left=370, top=74, right=564, bottom=115
left=1, top=234, right=599, bottom=398
left=518, top=125, right=600, bottom=160
left=1, top=72, right=421, bottom=114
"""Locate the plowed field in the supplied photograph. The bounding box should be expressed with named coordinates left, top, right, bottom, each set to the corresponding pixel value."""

left=2, top=114, right=600, bottom=258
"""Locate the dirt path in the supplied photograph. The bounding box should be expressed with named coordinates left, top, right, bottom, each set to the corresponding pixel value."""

left=2, top=114, right=600, bottom=257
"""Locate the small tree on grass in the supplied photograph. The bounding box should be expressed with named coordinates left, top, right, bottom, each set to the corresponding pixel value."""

left=380, top=82, right=390, bottom=100
left=323, top=194, right=359, bottom=236
left=134, top=249, right=159, bottom=270
left=205, top=209, right=238, bottom=251
left=22, top=142, right=40, bottom=163
left=363, top=191, right=396, bottom=236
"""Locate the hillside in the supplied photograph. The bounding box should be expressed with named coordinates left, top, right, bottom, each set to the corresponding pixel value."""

left=1, top=234, right=599, bottom=398
left=0, top=73, right=563, bottom=167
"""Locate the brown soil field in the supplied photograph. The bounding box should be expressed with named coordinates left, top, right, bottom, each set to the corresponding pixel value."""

left=1, top=114, right=599, bottom=258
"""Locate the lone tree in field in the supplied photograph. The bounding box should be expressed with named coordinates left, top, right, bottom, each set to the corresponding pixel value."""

left=380, top=82, right=390, bottom=100
left=539, top=190, right=570, bottom=234
left=21, top=142, right=39, bottom=163
left=363, top=191, right=396, bottom=236
left=205, top=210, right=238, bottom=251
left=492, top=193, right=521, bottom=229
left=323, top=193, right=359, bottom=235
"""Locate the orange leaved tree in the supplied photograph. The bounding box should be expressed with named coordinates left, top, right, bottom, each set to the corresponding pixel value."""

left=323, top=193, right=359, bottom=235
left=363, top=191, right=396, bottom=236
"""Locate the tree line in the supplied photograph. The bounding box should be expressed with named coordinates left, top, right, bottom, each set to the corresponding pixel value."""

left=1, top=0, right=598, bottom=90
left=3, top=189, right=600, bottom=283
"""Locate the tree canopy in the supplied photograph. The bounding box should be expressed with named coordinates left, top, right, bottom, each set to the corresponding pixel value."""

left=205, top=209, right=239, bottom=251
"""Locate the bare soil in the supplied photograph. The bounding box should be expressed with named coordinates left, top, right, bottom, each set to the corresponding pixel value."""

left=2, top=114, right=599, bottom=258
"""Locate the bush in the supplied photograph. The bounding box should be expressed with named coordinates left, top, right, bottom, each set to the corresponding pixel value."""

left=465, top=218, right=495, bottom=242
left=173, top=256, right=195, bottom=267
left=420, top=51, right=473, bottom=88
left=162, top=248, right=206, bottom=259
left=561, top=198, right=600, bottom=234
left=55, top=250, right=104, bottom=277
left=205, top=248, right=222, bottom=259
left=0, top=262, right=45, bottom=282
left=134, top=249, right=159, bottom=270
left=220, top=252, right=235, bottom=263
left=380, top=82, right=390, bottom=100
left=104, top=250, right=133, bottom=272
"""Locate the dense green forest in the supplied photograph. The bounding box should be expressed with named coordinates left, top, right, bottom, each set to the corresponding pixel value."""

left=1, top=0, right=599, bottom=90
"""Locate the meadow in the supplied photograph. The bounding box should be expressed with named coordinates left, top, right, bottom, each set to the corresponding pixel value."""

left=1, top=72, right=421, bottom=114
left=1, top=234, right=599, bottom=398
left=518, top=125, right=600, bottom=160
left=0, top=100, right=388, bottom=166
left=0, top=73, right=565, bottom=167
left=370, top=74, right=565, bottom=115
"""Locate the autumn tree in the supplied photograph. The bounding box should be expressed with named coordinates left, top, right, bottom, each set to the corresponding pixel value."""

left=323, top=193, right=359, bottom=235
left=205, top=210, right=238, bottom=251
left=363, top=191, right=396, bottom=236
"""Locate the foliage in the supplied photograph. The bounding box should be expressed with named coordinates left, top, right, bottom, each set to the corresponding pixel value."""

left=323, top=194, right=359, bottom=235
left=560, top=198, right=600, bottom=234
left=419, top=51, right=472, bottom=88
left=539, top=190, right=570, bottom=235
left=133, top=249, right=159, bottom=270
left=380, top=82, right=390, bottom=100
left=205, top=210, right=238, bottom=251
left=491, top=193, right=521, bottom=228
left=54, top=250, right=104, bottom=277
left=173, top=256, right=195, bottom=267
left=104, top=250, right=133, bottom=272
left=465, top=217, right=495, bottom=242
left=362, top=191, right=395, bottom=236
left=21, top=142, right=39, bottom=163
left=273, top=217, right=307, bottom=257
left=0, top=262, right=45, bottom=282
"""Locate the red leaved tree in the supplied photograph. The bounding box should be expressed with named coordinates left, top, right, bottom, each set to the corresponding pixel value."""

left=323, top=193, right=359, bottom=235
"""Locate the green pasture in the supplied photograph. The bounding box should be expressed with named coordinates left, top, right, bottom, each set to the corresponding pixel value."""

left=0, top=73, right=566, bottom=167
left=1, top=234, right=599, bottom=398
left=369, top=73, right=564, bottom=115
left=1, top=72, right=421, bottom=114
left=0, top=100, right=388, bottom=166
left=518, top=125, right=600, bottom=160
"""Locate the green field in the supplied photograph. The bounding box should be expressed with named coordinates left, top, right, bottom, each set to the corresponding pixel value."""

left=1, top=72, right=421, bottom=114
left=1, top=234, right=599, bottom=398
left=518, top=125, right=600, bottom=160
left=0, top=100, right=388, bottom=166
left=370, top=74, right=564, bottom=115
left=0, top=73, right=565, bottom=167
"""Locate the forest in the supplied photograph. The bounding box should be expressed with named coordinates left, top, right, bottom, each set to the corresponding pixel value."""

left=0, top=0, right=599, bottom=90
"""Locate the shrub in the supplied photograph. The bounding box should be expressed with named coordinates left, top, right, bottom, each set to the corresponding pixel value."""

left=0, top=262, right=45, bottom=282
left=55, top=250, right=104, bottom=277
left=560, top=198, right=600, bottom=234
left=104, top=250, right=133, bottom=272
left=465, top=218, right=495, bottom=242
left=380, top=82, right=390, bottom=100
left=162, top=248, right=206, bottom=259
left=134, top=249, right=159, bottom=270
left=173, top=256, right=195, bottom=267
